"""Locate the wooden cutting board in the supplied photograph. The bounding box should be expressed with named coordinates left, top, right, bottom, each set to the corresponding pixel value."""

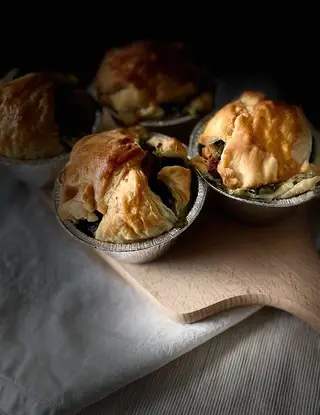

left=44, top=189, right=320, bottom=331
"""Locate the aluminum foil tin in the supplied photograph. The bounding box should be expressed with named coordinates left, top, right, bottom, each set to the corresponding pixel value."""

left=0, top=68, right=69, bottom=188
left=103, top=104, right=197, bottom=128
left=89, top=83, right=205, bottom=141
left=0, top=152, right=70, bottom=189
left=189, top=113, right=320, bottom=225
left=88, top=82, right=207, bottom=141
left=141, top=114, right=196, bottom=128
left=53, top=136, right=208, bottom=264
left=0, top=108, right=102, bottom=189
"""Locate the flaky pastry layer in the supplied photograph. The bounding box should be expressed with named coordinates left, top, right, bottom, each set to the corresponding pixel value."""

left=199, top=91, right=313, bottom=189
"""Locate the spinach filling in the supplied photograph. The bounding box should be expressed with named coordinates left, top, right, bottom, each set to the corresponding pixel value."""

left=214, top=140, right=225, bottom=159
left=159, top=101, right=187, bottom=119
left=76, top=211, right=103, bottom=237
left=159, top=93, right=211, bottom=119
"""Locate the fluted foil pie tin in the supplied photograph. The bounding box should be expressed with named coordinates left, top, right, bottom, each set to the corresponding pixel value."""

left=100, top=106, right=200, bottom=144
left=141, top=114, right=196, bottom=127
left=0, top=68, right=70, bottom=188
left=189, top=113, right=320, bottom=224
left=53, top=171, right=207, bottom=264
left=104, top=105, right=197, bottom=127
left=0, top=152, right=70, bottom=189
left=0, top=109, right=102, bottom=189
left=88, top=78, right=211, bottom=141
left=0, top=68, right=102, bottom=189
left=53, top=133, right=208, bottom=263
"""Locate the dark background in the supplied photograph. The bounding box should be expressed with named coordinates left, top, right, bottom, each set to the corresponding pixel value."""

left=2, top=24, right=318, bottom=127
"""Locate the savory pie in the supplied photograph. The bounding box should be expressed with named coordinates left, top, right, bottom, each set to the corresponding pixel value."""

left=193, top=91, right=320, bottom=200
left=58, top=128, right=193, bottom=243
left=95, top=41, right=214, bottom=125
left=0, top=72, right=98, bottom=160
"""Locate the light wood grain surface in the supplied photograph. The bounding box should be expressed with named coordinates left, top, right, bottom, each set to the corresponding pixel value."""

left=44, top=187, right=320, bottom=331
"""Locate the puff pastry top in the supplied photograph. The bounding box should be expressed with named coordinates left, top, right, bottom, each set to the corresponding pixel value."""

left=58, top=129, right=192, bottom=243
left=147, top=135, right=187, bottom=161
left=0, top=72, right=95, bottom=160
left=95, top=41, right=199, bottom=123
left=158, top=166, right=191, bottom=217
left=199, top=92, right=313, bottom=189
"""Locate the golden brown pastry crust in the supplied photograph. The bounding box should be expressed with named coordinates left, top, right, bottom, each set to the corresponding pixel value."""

left=199, top=92, right=313, bottom=189
left=58, top=130, right=146, bottom=222
left=147, top=136, right=187, bottom=161
left=95, top=169, right=177, bottom=243
left=58, top=129, right=190, bottom=243
left=158, top=166, right=191, bottom=217
left=95, top=41, right=199, bottom=119
left=0, top=73, right=73, bottom=160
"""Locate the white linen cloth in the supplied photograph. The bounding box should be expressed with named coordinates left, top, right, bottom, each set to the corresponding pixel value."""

left=1, top=71, right=287, bottom=415
left=0, top=167, right=259, bottom=415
